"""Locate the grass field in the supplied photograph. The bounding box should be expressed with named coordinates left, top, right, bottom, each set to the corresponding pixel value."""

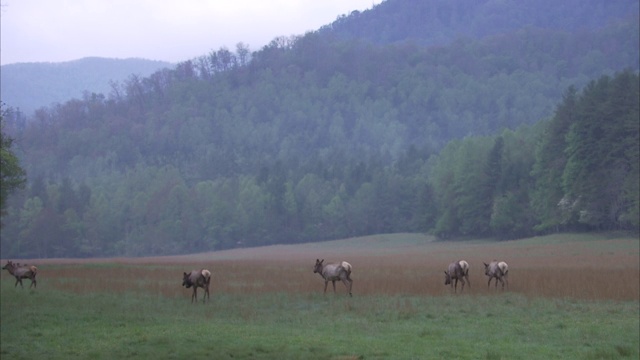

left=1, top=232, right=638, bottom=359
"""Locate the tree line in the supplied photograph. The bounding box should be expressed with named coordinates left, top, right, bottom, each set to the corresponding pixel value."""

left=430, top=71, right=639, bottom=239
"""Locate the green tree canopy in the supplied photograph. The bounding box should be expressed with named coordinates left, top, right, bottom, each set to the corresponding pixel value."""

left=0, top=108, right=27, bottom=216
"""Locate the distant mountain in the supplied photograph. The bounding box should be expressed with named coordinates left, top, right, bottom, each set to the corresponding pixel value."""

left=1, top=57, right=173, bottom=115
left=322, top=0, right=639, bottom=46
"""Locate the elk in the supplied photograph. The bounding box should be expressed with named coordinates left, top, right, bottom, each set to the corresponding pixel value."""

left=182, top=269, right=211, bottom=303
left=313, top=259, right=353, bottom=297
left=444, top=260, right=467, bottom=293
left=484, top=260, right=508, bottom=290
left=2, top=261, right=38, bottom=289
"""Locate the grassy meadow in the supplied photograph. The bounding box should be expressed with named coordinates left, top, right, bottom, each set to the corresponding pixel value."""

left=1, top=233, right=639, bottom=359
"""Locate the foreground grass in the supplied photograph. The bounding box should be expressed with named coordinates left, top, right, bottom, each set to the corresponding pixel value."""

left=1, top=281, right=638, bottom=359
left=3, top=233, right=638, bottom=359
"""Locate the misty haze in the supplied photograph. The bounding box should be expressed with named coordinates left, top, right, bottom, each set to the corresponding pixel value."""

left=1, top=1, right=638, bottom=358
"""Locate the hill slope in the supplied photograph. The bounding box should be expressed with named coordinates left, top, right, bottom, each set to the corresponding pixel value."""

left=322, top=0, right=639, bottom=46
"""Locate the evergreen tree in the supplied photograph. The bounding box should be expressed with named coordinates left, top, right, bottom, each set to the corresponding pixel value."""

left=531, top=87, right=578, bottom=232
left=562, top=71, right=639, bottom=230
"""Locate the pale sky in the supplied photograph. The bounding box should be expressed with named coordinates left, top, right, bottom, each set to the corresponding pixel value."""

left=0, top=0, right=377, bottom=65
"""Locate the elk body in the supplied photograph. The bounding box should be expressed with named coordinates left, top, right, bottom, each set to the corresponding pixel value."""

left=444, top=260, right=468, bottom=293
left=2, top=261, right=38, bottom=289
left=313, top=259, right=353, bottom=297
left=484, top=260, right=508, bottom=290
left=182, top=269, right=211, bottom=303
left=457, top=260, right=470, bottom=288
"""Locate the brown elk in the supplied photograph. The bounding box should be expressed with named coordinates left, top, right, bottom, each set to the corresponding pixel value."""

left=484, top=260, right=509, bottom=290
left=444, top=260, right=468, bottom=293
left=182, top=269, right=211, bottom=303
left=2, top=261, right=38, bottom=289
left=313, top=259, right=353, bottom=297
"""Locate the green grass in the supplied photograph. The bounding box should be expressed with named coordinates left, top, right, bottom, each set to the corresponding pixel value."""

left=2, top=282, right=638, bottom=359
left=2, top=232, right=638, bottom=359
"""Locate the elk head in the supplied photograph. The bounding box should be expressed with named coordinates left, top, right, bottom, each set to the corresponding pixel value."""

left=182, top=272, right=193, bottom=288
left=313, top=259, right=324, bottom=274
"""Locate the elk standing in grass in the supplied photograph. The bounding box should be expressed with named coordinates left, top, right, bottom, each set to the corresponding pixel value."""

left=313, top=259, right=353, bottom=297
left=484, top=260, right=508, bottom=290
left=2, top=261, right=38, bottom=289
left=182, top=269, right=211, bottom=303
left=444, top=260, right=468, bottom=293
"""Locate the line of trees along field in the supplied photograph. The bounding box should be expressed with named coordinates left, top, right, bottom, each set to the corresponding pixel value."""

left=0, top=1, right=638, bottom=258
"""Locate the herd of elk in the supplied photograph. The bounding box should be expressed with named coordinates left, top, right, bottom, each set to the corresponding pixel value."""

left=443, top=259, right=510, bottom=293
left=2, top=261, right=38, bottom=289
left=2, top=257, right=509, bottom=302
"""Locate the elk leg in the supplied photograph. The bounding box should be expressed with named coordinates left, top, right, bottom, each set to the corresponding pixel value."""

left=323, top=280, right=329, bottom=294
left=344, top=272, right=353, bottom=296
left=331, top=280, right=337, bottom=293
left=341, top=278, right=352, bottom=297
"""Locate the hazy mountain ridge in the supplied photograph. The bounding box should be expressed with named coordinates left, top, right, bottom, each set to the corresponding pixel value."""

left=322, top=0, right=639, bottom=46
left=2, top=0, right=637, bottom=116
left=0, top=0, right=638, bottom=258
left=1, top=57, right=173, bottom=115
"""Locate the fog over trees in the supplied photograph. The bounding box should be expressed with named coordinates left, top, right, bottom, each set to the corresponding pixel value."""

left=1, top=0, right=638, bottom=257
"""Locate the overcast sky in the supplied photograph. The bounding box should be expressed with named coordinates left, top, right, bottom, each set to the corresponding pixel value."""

left=0, top=0, right=377, bottom=65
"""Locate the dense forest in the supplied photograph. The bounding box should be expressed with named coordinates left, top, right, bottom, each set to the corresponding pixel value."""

left=323, top=0, right=639, bottom=46
left=0, top=0, right=638, bottom=258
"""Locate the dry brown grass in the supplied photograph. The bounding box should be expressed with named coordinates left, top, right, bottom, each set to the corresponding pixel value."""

left=3, top=234, right=638, bottom=302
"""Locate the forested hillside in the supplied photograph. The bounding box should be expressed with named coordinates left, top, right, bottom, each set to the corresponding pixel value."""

left=1, top=57, right=172, bottom=116
left=0, top=0, right=638, bottom=258
left=323, top=0, right=639, bottom=46
left=428, top=70, right=639, bottom=239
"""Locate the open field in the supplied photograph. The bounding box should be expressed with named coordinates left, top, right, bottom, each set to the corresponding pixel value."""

left=2, top=232, right=639, bottom=359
